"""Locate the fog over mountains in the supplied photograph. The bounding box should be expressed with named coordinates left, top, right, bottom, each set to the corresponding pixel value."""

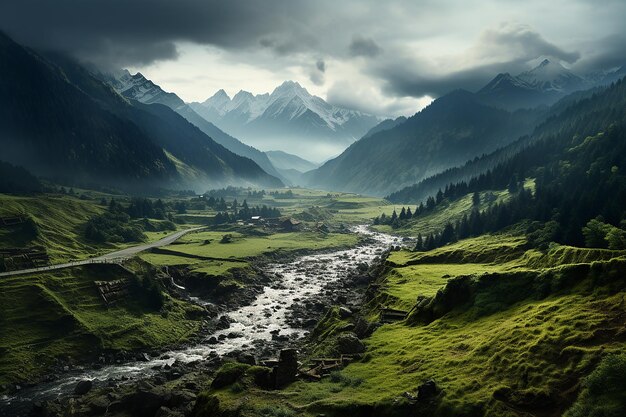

left=477, top=58, right=626, bottom=110
left=1, top=26, right=625, bottom=197
left=304, top=58, right=626, bottom=196
left=0, top=32, right=283, bottom=191
left=190, top=81, right=380, bottom=161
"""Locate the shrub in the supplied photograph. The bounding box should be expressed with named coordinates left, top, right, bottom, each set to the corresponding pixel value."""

left=564, top=354, right=626, bottom=417
left=130, top=274, right=164, bottom=310
left=211, top=362, right=250, bottom=389
left=84, top=211, right=146, bottom=243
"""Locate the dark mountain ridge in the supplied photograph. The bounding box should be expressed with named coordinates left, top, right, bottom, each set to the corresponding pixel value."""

left=388, top=76, right=626, bottom=204
left=0, top=32, right=282, bottom=191
left=105, top=70, right=287, bottom=183
left=304, top=89, right=541, bottom=196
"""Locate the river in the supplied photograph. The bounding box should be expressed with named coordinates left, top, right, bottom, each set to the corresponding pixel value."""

left=0, top=225, right=399, bottom=415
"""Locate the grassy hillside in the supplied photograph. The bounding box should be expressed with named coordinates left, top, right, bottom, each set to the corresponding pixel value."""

left=0, top=194, right=105, bottom=262
left=0, top=262, right=203, bottom=385
left=0, top=194, right=183, bottom=263
left=196, top=232, right=626, bottom=417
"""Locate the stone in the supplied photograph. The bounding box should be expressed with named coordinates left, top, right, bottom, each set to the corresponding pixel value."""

left=216, top=315, right=232, bottom=330
left=417, top=379, right=440, bottom=401
left=88, top=396, right=110, bottom=414
left=335, top=333, right=365, bottom=354
left=338, top=307, right=353, bottom=319
left=354, top=316, right=380, bottom=339
left=272, top=349, right=298, bottom=388
left=73, top=380, right=93, bottom=396
left=237, top=353, right=257, bottom=366
left=169, top=390, right=196, bottom=407
left=155, top=406, right=184, bottom=417
left=120, top=388, right=169, bottom=417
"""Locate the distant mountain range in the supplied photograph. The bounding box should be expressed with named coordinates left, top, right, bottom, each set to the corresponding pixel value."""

left=3, top=27, right=623, bottom=199
left=304, top=59, right=626, bottom=196
left=189, top=81, right=380, bottom=161
left=0, top=32, right=282, bottom=191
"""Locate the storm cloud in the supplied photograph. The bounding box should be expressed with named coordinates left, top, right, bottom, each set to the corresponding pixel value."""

left=349, top=36, right=382, bottom=57
left=2, top=0, right=624, bottom=116
left=0, top=0, right=316, bottom=67
left=372, top=24, right=584, bottom=98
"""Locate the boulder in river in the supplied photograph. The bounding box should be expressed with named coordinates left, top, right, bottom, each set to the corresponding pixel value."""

left=237, top=352, right=257, bottom=366
left=73, top=379, right=93, bottom=395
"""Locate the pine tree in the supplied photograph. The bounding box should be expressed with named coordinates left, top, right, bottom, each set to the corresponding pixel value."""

left=472, top=191, right=480, bottom=206
left=436, top=189, right=444, bottom=204
left=414, top=233, right=424, bottom=251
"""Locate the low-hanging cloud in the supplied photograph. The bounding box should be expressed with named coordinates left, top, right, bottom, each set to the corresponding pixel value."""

left=349, top=35, right=382, bottom=57
left=371, top=24, right=583, bottom=98
left=309, top=59, right=326, bottom=86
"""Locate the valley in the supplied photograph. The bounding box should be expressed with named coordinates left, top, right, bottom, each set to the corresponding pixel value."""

left=1, top=7, right=626, bottom=417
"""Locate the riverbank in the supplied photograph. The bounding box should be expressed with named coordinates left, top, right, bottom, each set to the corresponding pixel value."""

left=193, top=231, right=626, bottom=417
left=0, top=226, right=399, bottom=416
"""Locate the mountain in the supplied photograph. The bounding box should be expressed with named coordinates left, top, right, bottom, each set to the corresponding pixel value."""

left=265, top=150, right=320, bottom=186
left=477, top=59, right=592, bottom=110
left=105, top=70, right=286, bottom=183
left=517, top=58, right=586, bottom=92
left=393, top=76, right=626, bottom=249
left=265, top=150, right=319, bottom=173
left=388, top=75, right=626, bottom=204
left=190, top=81, right=380, bottom=160
left=304, top=89, right=540, bottom=196
left=0, top=32, right=177, bottom=189
left=51, top=55, right=283, bottom=190
left=0, top=32, right=281, bottom=191
left=361, top=116, right=407, bottom=139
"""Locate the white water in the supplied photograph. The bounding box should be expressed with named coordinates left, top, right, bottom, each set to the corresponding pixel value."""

left=1, top=226, right=399, bottom=414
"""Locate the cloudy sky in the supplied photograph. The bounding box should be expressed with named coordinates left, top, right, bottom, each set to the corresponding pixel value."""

left=1, top=0, right=625, bottom=117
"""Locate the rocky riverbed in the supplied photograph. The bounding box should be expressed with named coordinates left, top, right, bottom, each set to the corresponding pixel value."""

left=0, top=225, right=400, bottom=416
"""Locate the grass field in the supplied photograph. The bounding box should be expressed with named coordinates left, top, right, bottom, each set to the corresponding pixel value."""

left=166, top=230, right=359, bottom=259
left=200, top=230, right=626, bottom=417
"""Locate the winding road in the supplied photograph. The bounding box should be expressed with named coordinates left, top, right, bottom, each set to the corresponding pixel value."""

left=0, top=226, right=205, bottom=278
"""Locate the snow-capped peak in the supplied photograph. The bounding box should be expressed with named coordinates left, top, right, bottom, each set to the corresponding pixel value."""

left=193, top=80, right=380, bottom=143
left=517, top=58, right=584, bottom=92
left=202, top=89, right=231, bottom=111
left=270, top=80, right=308, bottom=97
left=108, top=69, right=184, bottom=109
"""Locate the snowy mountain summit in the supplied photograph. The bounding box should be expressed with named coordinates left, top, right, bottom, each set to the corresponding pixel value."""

left=516, top=59, right=585, bottom=93
left=477, top=58, right=601, bottom=110
left=190, top=81, right=380, bottom=160
left=108, top=70, right=185, bottom=110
